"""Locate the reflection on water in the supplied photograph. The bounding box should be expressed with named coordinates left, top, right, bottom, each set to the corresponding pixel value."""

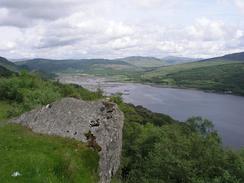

left=59, top=75, right=244, bottom=149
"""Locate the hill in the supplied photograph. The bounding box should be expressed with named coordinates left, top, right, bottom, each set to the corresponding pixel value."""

left=140, top=52, right=244, bottom=95
left=118, top=56, right=200, bottom=67
left=0, top=65, right=14, bottom=77
left=117, top=56, right=165, bottom=68
left=0, top=57, right=20, bottom=72
left=17, top=58, right=142, bottom=76
left=203, top=51, right=244, bottom=62
left=162, top=56, right=201, bottom=65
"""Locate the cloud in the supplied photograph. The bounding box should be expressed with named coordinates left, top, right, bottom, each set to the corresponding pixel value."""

left=0, top=0, right=88, bottom=27
left=0, top=0, right=243, bottom=59
left=234, top=0, right=244, bottom=13
left=186, top=18, right=232, bottom=41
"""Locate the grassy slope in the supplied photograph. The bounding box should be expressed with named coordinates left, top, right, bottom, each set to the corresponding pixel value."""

left=0, top=73, right=103, bottom=182
left=0, top=124, right=99, bottom=183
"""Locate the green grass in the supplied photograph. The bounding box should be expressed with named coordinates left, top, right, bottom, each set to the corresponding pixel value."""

left=0, top=124, right=99, bottom=183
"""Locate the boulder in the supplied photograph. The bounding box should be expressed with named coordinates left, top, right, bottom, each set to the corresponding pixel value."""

left=11, top=98, right=124, bottom=183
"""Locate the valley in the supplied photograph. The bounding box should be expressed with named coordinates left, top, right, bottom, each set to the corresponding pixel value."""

left=59, top=74, right=244, bottom=148
left=17, top=52, right=244, bottom=96
left=1, top=52, right=244, bottom=182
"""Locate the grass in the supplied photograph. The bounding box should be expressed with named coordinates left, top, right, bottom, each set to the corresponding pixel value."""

left=0, top=124, right=99, bottom=183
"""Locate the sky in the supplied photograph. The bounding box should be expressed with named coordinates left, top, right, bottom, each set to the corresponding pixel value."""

left=0, top=0, right=244, bottom=59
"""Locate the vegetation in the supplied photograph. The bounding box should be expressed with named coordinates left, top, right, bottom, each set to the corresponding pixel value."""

left=0, top=71, right=103, bottom=120
left=117, top=56, right=165, bottom=68
left=0, top=124, right=99, bottom=183
left=141, top=60, right=242, bottom=80
left=16, top=53, right=244, bottom=96
left=0, top=65, right=14, bottom=77
left=0, top=72, right=104, bottom=182
left=111, top=98, right=244, bottom=183
left=0, top=57, right=20, bottom=72
left=17, top=58, right=142, bottom=74
left=139, top=52, right=244, bottom=95
left=142, top=63, right=244, bottom=95
left=1, top=55, right=244, bottom=183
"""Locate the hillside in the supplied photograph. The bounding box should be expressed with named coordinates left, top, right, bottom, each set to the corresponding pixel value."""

left=0, top=65, right=14, bottom=77
left=17, top=58, right=142, bottom=75
left=0, top=57, right=20, bottom=72
left=140, top=52, right=244, bottom=95
left=117, top=56, right=165, bottom=68
left=162, top=56, right=201, bottom=65
left=166, top=63, right=244, bottom=95
left=203, top=51, right=244, bottom=62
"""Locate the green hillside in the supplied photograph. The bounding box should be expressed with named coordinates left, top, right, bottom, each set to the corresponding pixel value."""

left=0, top=65, right=14, bottom=77
left=162, top=56, right=201, bottom=65
left=165, top=63, right=244, bottom=95
left=0, top=57, right=19, bottom=72
left=117, top=56, right=165, bottom=68
left=139, top=52, right=244, bottom=95
left=17, top=58, right=142, bottom=75
left=142, top=60, right=242, bottom=80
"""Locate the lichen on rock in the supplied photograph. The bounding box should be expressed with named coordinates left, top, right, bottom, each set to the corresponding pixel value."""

left=11, top=97, right=124, bottom=183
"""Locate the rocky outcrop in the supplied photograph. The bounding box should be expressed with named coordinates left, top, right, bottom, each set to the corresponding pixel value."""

left=11, top=98, right=124, bottom=183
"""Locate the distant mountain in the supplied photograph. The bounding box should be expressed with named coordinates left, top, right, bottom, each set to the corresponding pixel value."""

left=0, top=57, right=20, bottom=72
left=118, top=55, right=201, bottom=67
left=222, top=52, right=244, bottom=61
left=162, top=56, right=202, bottom=65
left=201, top=52, right=244, bottom=62
left=17, top=58, right=141, bottom=74
left=117, top=56, right=165, bottom=68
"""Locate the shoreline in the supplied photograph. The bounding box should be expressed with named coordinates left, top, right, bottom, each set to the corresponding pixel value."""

left=57, top=74, right=244, bottom=97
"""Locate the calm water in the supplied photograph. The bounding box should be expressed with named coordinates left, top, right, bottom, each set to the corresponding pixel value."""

left=60, top=75, right=244, bottom=148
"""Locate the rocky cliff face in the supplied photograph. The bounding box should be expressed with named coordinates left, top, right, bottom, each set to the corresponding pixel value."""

left=11, top=98, right=124, bottom=183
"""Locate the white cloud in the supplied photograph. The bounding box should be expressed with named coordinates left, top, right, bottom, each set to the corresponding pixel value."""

left=234, top=0, right=244, bottom=13
left=0, top=0, right=243, bottom=59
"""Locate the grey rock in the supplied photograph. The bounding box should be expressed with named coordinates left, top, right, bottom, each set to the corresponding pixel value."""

left=11, top=98, right=124, bottom=183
